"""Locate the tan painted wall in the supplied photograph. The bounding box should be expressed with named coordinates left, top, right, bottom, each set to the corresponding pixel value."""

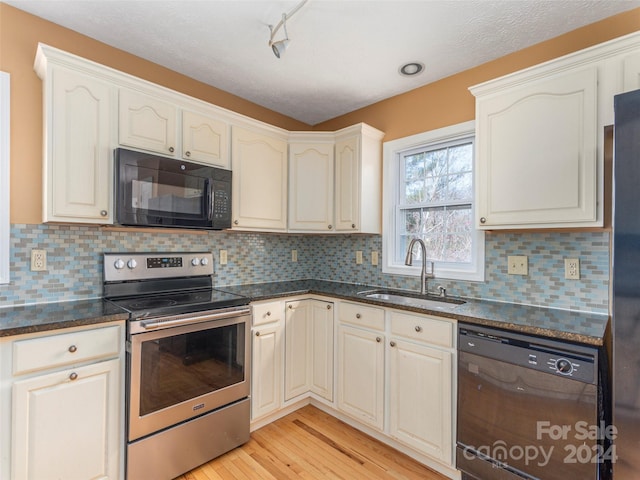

left=1, top=4, right=639, bottom=224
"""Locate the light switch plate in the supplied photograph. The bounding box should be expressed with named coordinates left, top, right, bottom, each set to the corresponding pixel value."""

left=219, top=250, right=228, bottom=265
left=371, top=251, right=379, bottom=266
left=507, top=255, right=528, bottom=275
left=291, top=250, right=298, bottom=262
left=356, top=251, right=363, bottom=265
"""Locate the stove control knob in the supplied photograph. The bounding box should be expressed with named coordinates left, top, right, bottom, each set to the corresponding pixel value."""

left=114, top=259, right=125, bottom=270
left=191, top=258, right=200, bottom=267
left=127, top=259, right=137, bottom=269
left=556, top=358, right=573, bottom=375
left=200, top=257, right=209, bottom=266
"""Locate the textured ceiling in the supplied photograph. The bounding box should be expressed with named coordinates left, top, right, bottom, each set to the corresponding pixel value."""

left=5, top=0, right=640, bottom=125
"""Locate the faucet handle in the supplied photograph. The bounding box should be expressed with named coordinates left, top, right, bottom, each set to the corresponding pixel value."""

left=437, top=285, right=446, bottom=297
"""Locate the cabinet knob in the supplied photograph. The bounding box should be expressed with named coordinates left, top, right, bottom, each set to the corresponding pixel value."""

left=185, top=151, right=191, bottom=157
left=69, top=372, right=78, bottom=381
left=328, top=225, right=333, bottom=230
left=168, top=146, right=175, bottom=153
left=390, top=341, right=396, bottom=347
left=415, top=326, right=422, bottom=332
left=327, top=304, right=331, bottom=310
left=234, top=220, right=239, bottom=225
left=352, top=224, right=356, bottom=229
left=100, top=210, right=108, bottom=217
left=288, top=305, right=293, bottom=309
left=68, top=345, right=77, bottom=353
left=255, top=331, right=260, bottom=337
left=480, top=217, right=487, bottom=224
left=266, top=311, right=271, bottom=316
left=356, top=313, right=361, bottom=319
left=376, top=337, right=381, bottom=343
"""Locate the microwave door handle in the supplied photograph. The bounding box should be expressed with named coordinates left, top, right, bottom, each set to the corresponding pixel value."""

left=205, top=179, right=213, bottom=221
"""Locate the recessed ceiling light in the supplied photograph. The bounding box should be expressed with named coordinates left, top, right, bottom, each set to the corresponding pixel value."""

left=399, top=62, right=425, bottom=76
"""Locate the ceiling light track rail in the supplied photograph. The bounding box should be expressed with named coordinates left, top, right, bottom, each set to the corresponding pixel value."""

left=268, top=0, right=310, bottom=58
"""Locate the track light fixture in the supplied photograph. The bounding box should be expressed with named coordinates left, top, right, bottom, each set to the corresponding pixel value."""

left=268, top=0, right=309, bottom=59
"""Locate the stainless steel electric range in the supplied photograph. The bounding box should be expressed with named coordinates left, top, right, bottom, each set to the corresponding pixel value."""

left=103, top=252, right=251, bottom=480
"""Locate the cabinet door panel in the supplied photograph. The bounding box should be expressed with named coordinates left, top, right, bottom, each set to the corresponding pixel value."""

left=284, top=301, right=311, bottom=400
left=476, top=67, right=598, bottom=228
left=337, top=325, right=384, bottom=430
left=335, top=136, right=360, bottom=231
left=232, top=127, right=288, bottom=230
left=182, top=110, right=229, bottom=167
left=309, top=301, right=333, bottom=401
left=119, top=89, right=177, bottom=155
left=289, top=143, right=334, bottom=231
left=12, top=359, right=120, bottom=480
left=389, top=340, right=452, bottom=462
left=48, top=68, right=112, bottom=222
left=251, top=323, right=283, bottom=420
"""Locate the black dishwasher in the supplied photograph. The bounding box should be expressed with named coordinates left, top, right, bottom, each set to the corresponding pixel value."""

left=456, top=324, right=610, bottom=480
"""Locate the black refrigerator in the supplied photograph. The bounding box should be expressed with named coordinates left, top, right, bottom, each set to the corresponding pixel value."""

left=612, top=88, right=640, bottom=479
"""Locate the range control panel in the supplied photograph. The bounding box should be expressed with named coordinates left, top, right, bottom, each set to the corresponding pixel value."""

left=104, top=252, right=214, bottom=282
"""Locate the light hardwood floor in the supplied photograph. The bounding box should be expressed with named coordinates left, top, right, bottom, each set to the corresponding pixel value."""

left=175, top=405, right=448, bottom=480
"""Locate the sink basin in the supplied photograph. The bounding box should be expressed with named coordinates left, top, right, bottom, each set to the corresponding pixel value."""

left=357, top=289, right=465, bottom=311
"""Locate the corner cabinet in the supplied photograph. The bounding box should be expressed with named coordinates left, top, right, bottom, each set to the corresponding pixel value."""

left=231, top=126, right=288, bottom=231
left=0, top=323, right=124, bottom=480
left=35, top=49, right=115, bottom=224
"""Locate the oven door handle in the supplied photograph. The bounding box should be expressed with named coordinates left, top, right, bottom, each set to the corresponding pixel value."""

left=140, top=307, right=251, bottom=330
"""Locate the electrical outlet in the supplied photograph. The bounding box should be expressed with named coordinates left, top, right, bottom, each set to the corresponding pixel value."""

left=356, top=251, right=363, bottom=265
left=219, top=250, right=228, bottom=265
left=291, top=250, right=298, bottom=262
left=31, top=249, right=47, bottom=271
left=565, top=258, right=580, bottom=279
left=507, top=255, right=528, bottom=275
left=371, top=251, right=379, bottom=266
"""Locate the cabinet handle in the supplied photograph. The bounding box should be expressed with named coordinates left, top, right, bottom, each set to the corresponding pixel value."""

left=69, top=372, right=78, bottom=381
left=185, top=151, right=191, bottom=157
left=234, top=220, right=239, bottom=225
left=100, top=210, right=108, bottom=217
left=415, top=326, right=422, bottom=332
left=390, top=341, right=396, bottom=347
left=168, top=146, right=175, bottom=153
left=328, top=225, right=333, bottom=230
left=352, top=224, right=356, bottom=229
left=327, top=304, right=331, bottom=310
left=376, top=337, right=381, bottom=343
left=356, top=313, right=361, bottom=319
left=255, top=331, right=260, bottom=337
left=480, top=217, right=487, bottom=224
left=68, top=345, right=77, bottom=353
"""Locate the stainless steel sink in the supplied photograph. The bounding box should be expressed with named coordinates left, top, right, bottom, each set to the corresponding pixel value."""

left=357, top=289, right=465, bottom=311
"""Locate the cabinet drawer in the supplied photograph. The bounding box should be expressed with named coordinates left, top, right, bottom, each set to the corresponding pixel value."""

left=339, top=301, right=384, bottom=331
left=390, top=311, right=453, bottom=348
left=13, top=325, right=122, bottom=375
left=252, top=301, right=284, bottom=327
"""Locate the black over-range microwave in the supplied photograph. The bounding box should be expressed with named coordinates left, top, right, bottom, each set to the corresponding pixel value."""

left=115, top=148, right=232, bottom=230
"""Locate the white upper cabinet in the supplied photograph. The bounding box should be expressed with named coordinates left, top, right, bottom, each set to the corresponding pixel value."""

left=182, top=110, right=229, bottom=168
left=118, top=89, right=177, bottom=156
left=471, top=31, right=640, bottom=230
left=288, top=135, right=335, bottom=232
left=232, top=126, right=288, bottom=231
left=474, top=67, right=598, bottom=229
left=35, top=50, right=115, bottom=224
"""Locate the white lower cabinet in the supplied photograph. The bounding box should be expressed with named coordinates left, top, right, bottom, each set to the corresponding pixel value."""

left=12, top=358, right=120, bottom=480
left=337, top=324, right=384, bottom=430
left=388, top=338, right=453, bottom=463
left=251, top=301, right=284, bottom=421
left=0, top=323, right=124, bottom=480
left=284, top=299, right=334, bottom=402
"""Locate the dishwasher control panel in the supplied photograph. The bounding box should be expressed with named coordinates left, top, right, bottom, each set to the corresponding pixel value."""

left=459, top=324, right=598, bottom=384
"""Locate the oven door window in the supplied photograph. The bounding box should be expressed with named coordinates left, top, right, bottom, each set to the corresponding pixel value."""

left=138, top=322, right=245, bottom=416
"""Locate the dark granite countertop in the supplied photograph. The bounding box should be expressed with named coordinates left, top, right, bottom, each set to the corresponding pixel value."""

left=0, top=280, right=609, bottom=346
left=217, top=279, right=609, bottom=346
left=0, top=299, right=129, bottom=337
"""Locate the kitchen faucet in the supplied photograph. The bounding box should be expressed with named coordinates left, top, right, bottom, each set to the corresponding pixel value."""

left=404, top=238, right=434, bottom=295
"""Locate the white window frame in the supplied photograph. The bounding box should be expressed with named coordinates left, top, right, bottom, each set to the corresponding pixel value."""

left=382, top=120, right=484, bottom=282
left=0, top=72, right=9, bottom=284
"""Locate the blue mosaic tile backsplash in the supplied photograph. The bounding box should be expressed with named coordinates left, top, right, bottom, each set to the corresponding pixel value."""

left=0, top=224, right=610, bottom=313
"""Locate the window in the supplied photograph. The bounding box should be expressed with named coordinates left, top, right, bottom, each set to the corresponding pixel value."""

left=0, top=72, right=9, bottom=284
left=382, top=121, right=484, bottom=282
